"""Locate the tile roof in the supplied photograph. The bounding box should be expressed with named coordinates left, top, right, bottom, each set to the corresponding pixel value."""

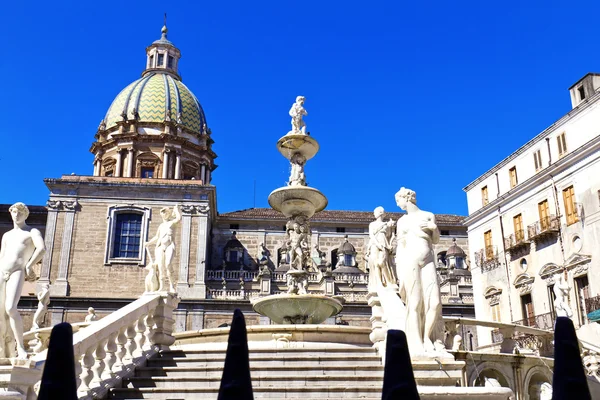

left=218, top=208, right=464, bottom=226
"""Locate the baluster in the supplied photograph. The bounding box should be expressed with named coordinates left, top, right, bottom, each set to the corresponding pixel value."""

left=134, top=315, right=147, bottom=361
left=145, top=312, right=156, bottom=353
left=124, top=322, right=137, bottom=363
left=91, top=339, right=107, bottom=387
left=112, top=326, right=128, bottom=372
left=78, top=346, right=95, bottom=392
left=103, top=331, right=118, bottom=379
left=74, top=352, right=83, bottom=393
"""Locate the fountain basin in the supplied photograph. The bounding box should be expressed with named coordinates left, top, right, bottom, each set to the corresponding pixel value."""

left=277, top=133, right=320, bottom=161
left=268, top=186, right=328, bottom=218
left=252, top=294, right=343, bottom=324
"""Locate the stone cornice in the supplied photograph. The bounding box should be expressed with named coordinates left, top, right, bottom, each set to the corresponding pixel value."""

left=463, top=134, right=600, bottom=227
left=463, top=90, right=600, bottom=192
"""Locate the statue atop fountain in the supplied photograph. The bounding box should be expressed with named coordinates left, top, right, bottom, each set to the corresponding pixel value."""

left=289, top=95, right=308, bottom=135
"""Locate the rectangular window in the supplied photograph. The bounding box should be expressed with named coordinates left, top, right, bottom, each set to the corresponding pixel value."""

left=521, top=293, right=535, bottom=326
left=112, top=213, right=143, bottom=258
left=149, top=55, right=154, bottom=68
left=228, top=250, right=238, bottom=262
left=538, top=200, right=550, bottom=230
left=513, top=214, right=524, bottom=242
left=563, top=185, right=578, bottom=225
left=481, top=186, right=489, bottom=207
left=336, top=227, right=346, bottom=233
left=344, top=254, right=353, bottom=266
left=548, top=284, right=556, bottom=318
left=533, top=149, right=543, bottom=172
left=484, top=230, right=493, bottom=259
left=557, top=132, right=567, bottom=158
left=578, top=86, right=586, bottom=101
left=575, top=275, right=590, bottom=325
left=229, top=224, right=239, bottom=230
left=491, top=303, right=501, bottom=322
left=440, top=230, right=450, bottom=236
left=157, top=53, right=164, bottom=67
left=168, top=55, right=174, bottom=69
left=141, top=167, right=154, bottom=178
left=509, top=167, right=518, bottom=188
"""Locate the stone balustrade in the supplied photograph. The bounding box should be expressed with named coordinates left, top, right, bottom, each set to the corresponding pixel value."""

left=31, top=292, right=179, bottom=400
left=206, top=270, right=259, bottom=281
left=24, top=322, right=91, bottom=355
left=207, top=289, right=260, bottom=300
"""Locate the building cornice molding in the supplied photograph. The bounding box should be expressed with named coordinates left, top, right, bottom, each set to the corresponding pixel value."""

left=463, top=91, right=600, bottom=192
left=463, top=134, right=600, bottom=226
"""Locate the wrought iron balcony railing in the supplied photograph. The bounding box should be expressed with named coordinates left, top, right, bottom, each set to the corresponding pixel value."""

left=475, top=246, right=501, bottom=273
left=513, top=311, right=555, bottom=331
left=527, top=215, right=560, bottom=241
left=504, top=230, right=529, bottom=251
left=585, top=295, right=600, bottom=315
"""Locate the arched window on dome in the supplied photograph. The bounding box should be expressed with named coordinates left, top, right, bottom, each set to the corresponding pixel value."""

left=136, top=153, right=160, bottom=179
left=183, top=161, right=199, bottom=180
left=103, top=159, right=116, bottom=177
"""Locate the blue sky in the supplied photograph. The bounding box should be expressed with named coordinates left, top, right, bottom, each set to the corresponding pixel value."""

left=1, top=1, right=596, bottom=216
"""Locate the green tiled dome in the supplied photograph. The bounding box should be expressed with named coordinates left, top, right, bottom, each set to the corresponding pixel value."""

left=104, top=72, right=206, bottom=133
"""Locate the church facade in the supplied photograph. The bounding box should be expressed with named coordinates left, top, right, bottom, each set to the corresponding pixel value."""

left=7, top=26, right=474, bottom=335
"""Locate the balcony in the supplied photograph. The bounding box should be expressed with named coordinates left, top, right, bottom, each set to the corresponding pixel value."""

left=504, top=230, right=529, bottom=252
left=527, top=215, right=560, bottom=242
left=585, top=295, right=600, bottom=315
left=475, top=245, right=501, bottom=273
left=513, top=311, right=555, bottom=331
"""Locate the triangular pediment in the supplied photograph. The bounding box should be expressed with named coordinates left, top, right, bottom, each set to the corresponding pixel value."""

left=564, top=252, right=591, bottom=269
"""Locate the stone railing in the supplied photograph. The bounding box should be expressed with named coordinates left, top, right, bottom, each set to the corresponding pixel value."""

left=527, top=215, right=560, bottom=241
left=32, top=292, right=179, bottom=399
left=207, top=289, right=260, bottom=300
left=334, top=273, right=369, bottom=283
left=504, top=230, right=528, bottom=252
left=475, top=247, right=501, bottom=273
left=24, top=322, right=90, bottom=355
left=206, top=270, right=259, bottom=281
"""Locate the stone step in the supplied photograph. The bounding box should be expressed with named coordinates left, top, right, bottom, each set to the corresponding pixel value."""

left=135, top=365, right=384, bottom=378
left=147, top=354, right=382, bottom=368
left=164, top=347, right=377, bottom=356
left=123, top=375, right=383, bottom=389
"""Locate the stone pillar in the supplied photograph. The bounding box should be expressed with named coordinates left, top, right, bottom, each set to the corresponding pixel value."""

left=149, top=293, right=180, bottom=351
left=51, top=201, right=78, bottom=296
left=200, top=164, right=206, bottom=183
left=38, top=201, right=60, bottom=290
left=177, top=207, right=193, bottom=294
left=367, top=292, right=387, bottom=355
left=189, top=309, right=205, bottom=331
left=206, top=169, right=211, bottom=184
left=321, top=274, right=335, bottom=296
left=115, top=150, right=123, bottom=177
left=174, top=151, right=182, bottom=179
left=162, top=149, right=170, bottom=179
left=259, top=270, right=272, bottom=295
left=127, top=147, right=135, bottom=177
left=93, top=159, right=99, bottom=176
left=193, top=208, right=210, bottom=298
left=173, top=309, right=187, bottom=333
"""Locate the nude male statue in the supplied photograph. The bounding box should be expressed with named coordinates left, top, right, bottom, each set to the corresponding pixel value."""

left=289, top=96, right=308, bottom=134
left=145, top=205, right=181, bottom=293
left=0, top=202, right=45, bottom=359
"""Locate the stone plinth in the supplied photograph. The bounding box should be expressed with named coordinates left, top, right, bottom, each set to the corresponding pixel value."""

left=0, top=358, right=42, bottom=400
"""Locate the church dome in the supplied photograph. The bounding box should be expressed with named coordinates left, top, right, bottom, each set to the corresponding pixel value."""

left=103, top=73, right=206, bottom=133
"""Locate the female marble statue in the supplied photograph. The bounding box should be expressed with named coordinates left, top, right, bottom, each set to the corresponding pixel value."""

left=0, top=202, right=46, bottom=359
left=145, top=205, right=181, bottom=293
left=554, top=273, right=573, bottom=318
left=366, top=207, right=396, bottom=287
left=395, top=188, right=444, bottom=355
left=32, top=283, right=50, bottom=330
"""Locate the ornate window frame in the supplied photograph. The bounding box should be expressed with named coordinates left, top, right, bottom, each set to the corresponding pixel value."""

left=135, top=152, right=161, bottom=179
left=514, top=273, right=535, bottom=295
left=484, top=286, right=502, bottom=306
left=105, top=205, right=152, bottom=266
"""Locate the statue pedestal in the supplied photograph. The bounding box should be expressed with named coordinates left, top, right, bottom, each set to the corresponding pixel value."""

left=0, top=358, right=42, bottom=400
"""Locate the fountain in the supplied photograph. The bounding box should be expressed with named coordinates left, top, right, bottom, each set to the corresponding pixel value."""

left=251, top=96, right=343, bottom=324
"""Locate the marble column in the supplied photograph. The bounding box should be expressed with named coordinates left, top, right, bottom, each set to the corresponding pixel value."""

left=127, top=147, right=135, bottom=177
left=206, top=169, right=211, bottom=184
left=174, top=151, right=182, bottom=179
left=115, top=150, right=123, bottom=177
left=38, top=201, right=60, bottom=291
left=93, top=159, right=99, bottom=176
left=177, top=207, right=193, bottom=293
left=51, top=200, right=78, bottom=296
left=162, top=149, right=170, bottom=179
left=200, top=164, right=206, bottom=184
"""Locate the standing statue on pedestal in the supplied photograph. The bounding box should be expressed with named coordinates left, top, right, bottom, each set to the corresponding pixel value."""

left=395, top=188, right=445, bottom=355
left=145, top=205, right=181, bottom=293
left=554, top=272, right=573, bottom=318
left=289, top=96, right=308, bottom=134
left=32, top=283, right=50, bottom=330
left=366, top=207, right=396, bottom=287
left=256, top=242, right=271, bottom=271
left=0, top=203, right=46, bottom=359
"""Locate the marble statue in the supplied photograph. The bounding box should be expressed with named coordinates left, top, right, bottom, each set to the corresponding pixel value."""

left=256, top=242, right=271, bottom=270
left=451, top=334, right=462, bottom=351
left=366, top=207, right=396, bottom=287
left=395, top=188, right=445, bottom=355
left=145, top=205, right=181, bottom=293
left=583, top=350, right=599, bottom=377
left=289, top=96, right=308, bottom=134
left=0, top=202, right=45, bottom=359
left=539, top=382, right=553, bottom=400
left=289, top=153, right=307, bottom=186
left=287, top=219, right=309, bottom=271
left=553, top=272, right=573, bottom=318
left=32, top=283, right=50, bottom=330
left=85, top=307, right=98, bottom=322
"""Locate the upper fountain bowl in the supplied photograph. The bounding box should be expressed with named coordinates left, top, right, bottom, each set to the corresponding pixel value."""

left=268, top=186, right=328, bottom=218
left=277, top=134, right=320, bottom=161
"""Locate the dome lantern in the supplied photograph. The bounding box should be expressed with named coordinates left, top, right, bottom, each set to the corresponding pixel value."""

left=143, top=17, right=181, bottom=80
